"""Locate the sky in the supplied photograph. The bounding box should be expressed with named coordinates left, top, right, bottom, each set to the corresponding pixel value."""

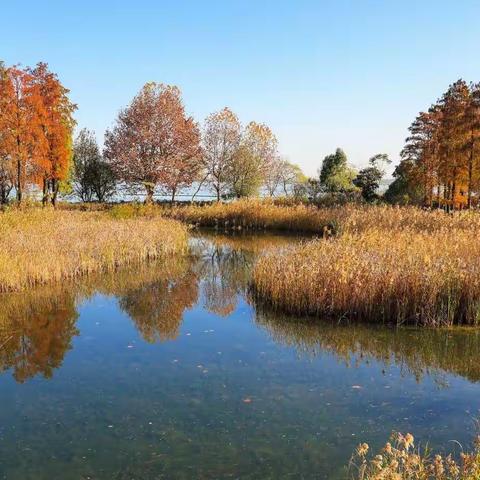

left=3, top=0, right=480, bottom=176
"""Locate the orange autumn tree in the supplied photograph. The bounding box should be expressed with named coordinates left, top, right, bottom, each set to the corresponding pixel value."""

left=0, top=64, right=47, bottom=203
left=29, top=63, right=76, bottom=206
left=0, top=62, right=16, bottom=203
left=393, top=79, right=480, bottom=210
left=0, top=62, right=75, bottom=205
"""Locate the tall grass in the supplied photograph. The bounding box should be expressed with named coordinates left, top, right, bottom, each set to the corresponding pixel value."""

left=350, top=432, right=480, bottom=479
left=252, top=207, right=480, bottom=326
left=165, top=199, right=480, bottom=234
left=165, top=199, right=339, bottom=233
left=0, top=208, right=188, bottom=291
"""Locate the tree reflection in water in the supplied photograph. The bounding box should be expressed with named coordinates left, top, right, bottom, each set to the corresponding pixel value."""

left=192, top=231, right=298, bottom=317
left=0, top=287, right=79, bottom=383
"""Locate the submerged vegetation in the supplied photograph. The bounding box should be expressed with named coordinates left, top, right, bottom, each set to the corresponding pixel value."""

left=351, top=432, right=480, bottom=480
left=0, top=208, right=188, bottom=292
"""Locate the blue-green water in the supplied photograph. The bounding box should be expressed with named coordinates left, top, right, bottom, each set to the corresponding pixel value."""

left=1, top=232, right=480, bottom=479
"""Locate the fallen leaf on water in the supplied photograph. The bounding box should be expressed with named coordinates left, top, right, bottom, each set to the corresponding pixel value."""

left=243, top=398, right=252, bottom=404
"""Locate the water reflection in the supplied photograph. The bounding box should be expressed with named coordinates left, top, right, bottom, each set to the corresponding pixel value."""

left=0, top=287, right=78, bottom=383
left=256, top=308, right=480, bottom=384
left=1, top=231, right=480, bottom=388
left=119, top=269, right=198, bottom=342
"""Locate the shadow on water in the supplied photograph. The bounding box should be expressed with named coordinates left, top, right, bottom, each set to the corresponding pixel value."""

left=1, top=230, right=480, bottom=479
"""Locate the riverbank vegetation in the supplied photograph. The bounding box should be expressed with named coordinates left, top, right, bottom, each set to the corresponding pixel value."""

left=0, top=208, right=188, bottom=292
left=251, top=206, right=480, bottom=326
left=350, top=432, right=480, bottom=480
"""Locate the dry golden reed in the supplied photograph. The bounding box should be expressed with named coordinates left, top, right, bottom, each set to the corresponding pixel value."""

left=0, top=208, right=188, bottom=292
left=351, top=432, right=480, bottom=480
left=252, top=206, right=480, bottom=326
left=166, top=198, right=339, bottom=233
left=166, top=199, right=480, bottom=234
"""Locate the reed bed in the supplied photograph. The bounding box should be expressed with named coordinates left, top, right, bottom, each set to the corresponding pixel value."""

left=166, top=199, right=339, bottom=233
left=351, top=432, right=480, bottom=480
left=252, top=228, right=480, bottom=326
left=0, top=208, right=188, bottom=291
left=165, top=199, right=480, bottom=234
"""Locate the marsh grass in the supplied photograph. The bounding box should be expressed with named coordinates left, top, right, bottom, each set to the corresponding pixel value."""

left=0, top=208, right=188, bottom=291
left=351, top=432, right=480, bottom=480
left=252, top=229, right=480, bottom=326
left=250, top=203, right=480, bottom=326
left=165, top=199, right=340, bottom=233
left=166, top=199, right=480, bottom=234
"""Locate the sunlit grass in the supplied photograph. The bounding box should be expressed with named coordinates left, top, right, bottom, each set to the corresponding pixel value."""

left=165, top=199, right=340, bottom=233
left=252, top=207, right=480, bottom=326
left=166, top=199, right=480, bottom=234
left=0, top=207, right=188, bottom=292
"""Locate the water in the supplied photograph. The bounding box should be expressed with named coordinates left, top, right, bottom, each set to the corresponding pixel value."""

left=1, top=231, right=480, bottom=479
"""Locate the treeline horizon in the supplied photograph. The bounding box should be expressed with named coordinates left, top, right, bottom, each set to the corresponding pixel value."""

left=0, top=60, right=477, bottom=209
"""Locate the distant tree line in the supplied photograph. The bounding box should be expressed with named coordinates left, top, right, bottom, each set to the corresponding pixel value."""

left=2, top=60, right=478, bottom=209
left=101, top=83, right=305, bottom=203
left=297, top=148, right=391, bottom=205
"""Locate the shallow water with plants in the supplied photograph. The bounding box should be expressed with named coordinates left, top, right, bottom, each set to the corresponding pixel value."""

left=1, top=232, right=480, bottom=479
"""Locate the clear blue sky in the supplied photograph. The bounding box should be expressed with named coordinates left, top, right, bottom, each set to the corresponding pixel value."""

left=3, top=0, right=480, bottom=176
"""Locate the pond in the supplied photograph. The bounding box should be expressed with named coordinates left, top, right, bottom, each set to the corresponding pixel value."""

left=1, top=231, right=480, bottom=479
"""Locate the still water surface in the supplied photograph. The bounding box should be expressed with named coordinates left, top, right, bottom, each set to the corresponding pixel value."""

left=1, top=232, right=480, bottom=479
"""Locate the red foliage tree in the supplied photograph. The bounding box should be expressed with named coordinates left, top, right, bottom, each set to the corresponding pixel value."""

left=104, top=83, right=201, bottom=203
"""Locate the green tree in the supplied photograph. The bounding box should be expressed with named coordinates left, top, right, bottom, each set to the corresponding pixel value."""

left=384, top=158, right=423, bottom=205
left=73, top=129, right=116, bottom=202
left=319, top=148, right=356, bottom=192
left=228, top=122, right=277, bottom=198
left=354, top=153, right=391, bottom=202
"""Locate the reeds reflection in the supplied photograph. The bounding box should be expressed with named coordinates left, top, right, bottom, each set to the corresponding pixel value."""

left=255, top=307, right=480, bottom=383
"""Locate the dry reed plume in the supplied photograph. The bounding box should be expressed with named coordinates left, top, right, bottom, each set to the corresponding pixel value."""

left=0, top=208, right=188, bottom=292
left=351, top=432, right=480, bottom=480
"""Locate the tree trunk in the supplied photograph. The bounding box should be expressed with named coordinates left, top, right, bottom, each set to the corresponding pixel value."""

left=42, top=178, right=48, bottom=207
left=16, top=158, right=22, bottom=204
left=51, top=179, right=59, bottom=208
left=468, top=129, right=474, bottom=209
left=451, top=179, right=456, bottom=213
left=144, top=184, right=154, bottom=204
left=16, top=134, right=22, bottom=204
left=191, top=174, right=209, bottom=203
left=171, top=187, right=176, bottom=203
